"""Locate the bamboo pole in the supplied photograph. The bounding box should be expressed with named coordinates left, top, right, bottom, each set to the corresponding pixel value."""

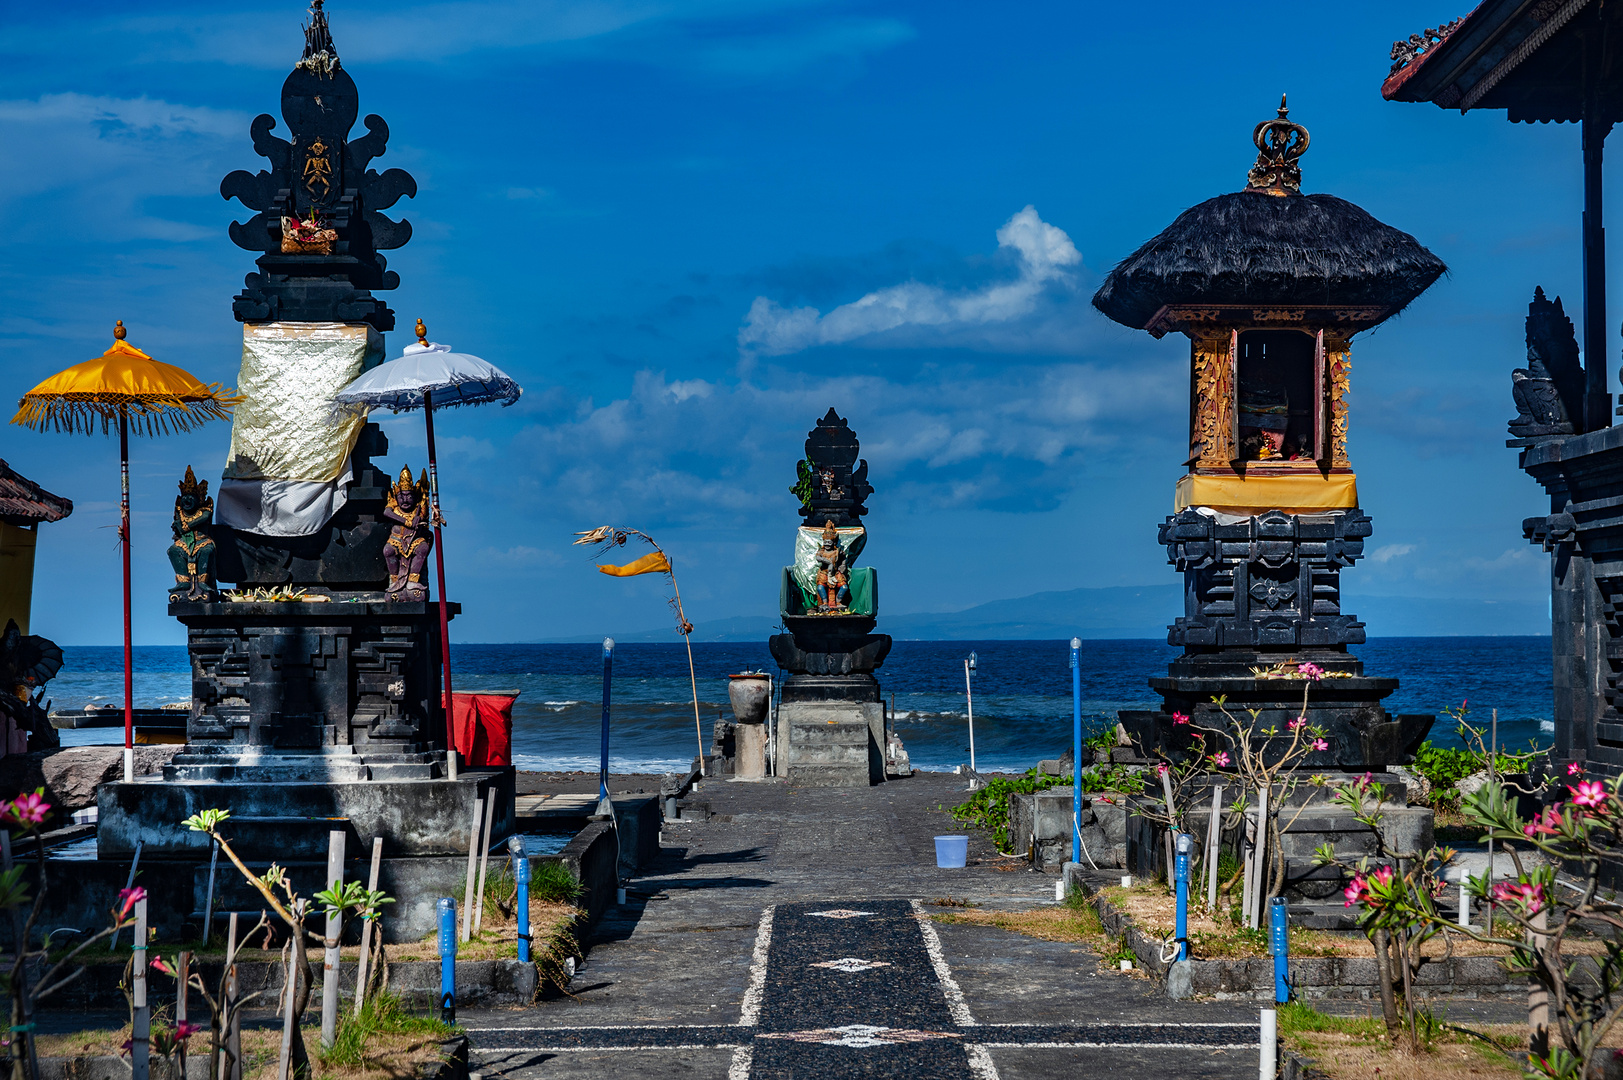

left=461, top=796, right=483, bottom=942
left=320, top=829, right=344, bottom=1049
left=354, top=838, right=383, bottom=1018
left=473, top=797, right=496, bottom=934
left=1205, top=784, right=1224, bottom=911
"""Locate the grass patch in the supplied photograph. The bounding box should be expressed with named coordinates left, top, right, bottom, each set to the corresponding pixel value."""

left=530, top=861, right=584, bottom=903
left=931, top=888, right=1153, bottom=975
left=321, top=991, right=457, bottom=1070
left=1278, top=1003, right=1529, bottom=1080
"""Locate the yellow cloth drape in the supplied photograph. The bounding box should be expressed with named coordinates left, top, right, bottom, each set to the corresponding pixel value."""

left=597, top=552, right=671, bottom=577
left=1175, top=472, right=1358, bottom=515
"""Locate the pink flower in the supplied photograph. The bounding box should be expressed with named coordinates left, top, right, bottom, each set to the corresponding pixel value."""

left=1568, top=762, right=1584, bottom=776
left=1156, top=763, right=1169, bottom=777
left=172, top=1022, right=201, bottom=1042
left=118, top=887, right=146, bottom=920
left=1370, top=865, right=1394, bottom=887
left=1492, top=880, right=1546, bottom=914
left=1571, top=780, right=1608, bottom=809
left=1172, top=712, right=1189, bottom=725
left=1287, top=718, right=1305, bottom=730
left=1343, top=874, right=1367, bottom=908
left=150, top=956, right=173, bottom=976
left=1, top=792, right=50, bottom=828
left=1312, top=738, right=1329, bottom=751
left=1524, top=807, right=1563, bottom=838
left=1212, top=751, right=1231, bottom=767
left=1296, top=662, right=1324, bottom=681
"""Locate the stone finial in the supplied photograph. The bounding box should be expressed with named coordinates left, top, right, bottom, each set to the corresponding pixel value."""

left=1245, top=95, right=1310, bottom=196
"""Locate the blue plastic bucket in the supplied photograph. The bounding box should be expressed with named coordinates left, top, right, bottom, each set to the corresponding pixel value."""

left=934, top=835, right=968, bottom=868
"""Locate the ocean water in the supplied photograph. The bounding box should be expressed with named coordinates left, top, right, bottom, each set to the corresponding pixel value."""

left=47, top=637, right=1554, bottom=774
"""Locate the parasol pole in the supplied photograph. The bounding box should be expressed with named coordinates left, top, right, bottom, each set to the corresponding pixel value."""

left=424, top=390, right=457, bottom=781
left=665, top=563, right=706, bottom=777
left=120, top=406, right=134, bottom=783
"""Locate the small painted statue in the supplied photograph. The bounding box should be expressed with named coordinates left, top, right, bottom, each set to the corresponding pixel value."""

left=168, top=466, right=217, bottom=602
left=384, top=466, right=442, bottom=601
left=813, top=519, right=851, bottom=612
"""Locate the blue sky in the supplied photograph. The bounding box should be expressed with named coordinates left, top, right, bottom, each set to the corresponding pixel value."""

left=0, top=0, right=1579, bottom=644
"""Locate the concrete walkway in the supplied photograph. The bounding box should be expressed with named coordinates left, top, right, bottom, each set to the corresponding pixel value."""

left=464, top=772, right=1267, bottom=1079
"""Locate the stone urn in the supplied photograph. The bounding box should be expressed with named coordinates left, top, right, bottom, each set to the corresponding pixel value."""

left=728, top=673, right=772, bottom=778
left=728, top=673, right=772, bottom=725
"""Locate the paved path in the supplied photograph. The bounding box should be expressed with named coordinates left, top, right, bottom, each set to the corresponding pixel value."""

left=464, top=772, right=1265, bottom=1080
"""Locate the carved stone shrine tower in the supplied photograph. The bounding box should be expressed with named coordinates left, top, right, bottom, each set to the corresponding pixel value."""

left=94, top=3, right=508, bottom=941
left=1093, top=101, right=1443, bottom=919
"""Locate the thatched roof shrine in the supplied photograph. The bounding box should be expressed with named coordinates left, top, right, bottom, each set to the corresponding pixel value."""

left=1092, top=98, right=1446, bottom=338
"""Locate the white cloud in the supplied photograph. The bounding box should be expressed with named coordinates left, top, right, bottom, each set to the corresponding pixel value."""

left=737, top=206, right=1082, bottom=357
left=1368, top=543, right=1415, bottom=564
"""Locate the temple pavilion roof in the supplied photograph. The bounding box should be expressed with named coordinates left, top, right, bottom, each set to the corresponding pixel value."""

left=0, top=460, right=72, bottom=527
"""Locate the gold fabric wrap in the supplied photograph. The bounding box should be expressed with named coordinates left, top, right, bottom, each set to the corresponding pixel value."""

left=1174, top=472, right=1358, bottom=515
left=223, top=323, right=382, bottom=483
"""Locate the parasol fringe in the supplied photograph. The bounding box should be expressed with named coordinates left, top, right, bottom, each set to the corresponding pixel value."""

left=11, top=386, right=241, bottom=437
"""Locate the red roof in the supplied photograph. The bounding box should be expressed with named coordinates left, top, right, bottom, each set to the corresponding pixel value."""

left=1381, top=7, right=1477, bottom=102
left=0, top=460, right=72, bottom=526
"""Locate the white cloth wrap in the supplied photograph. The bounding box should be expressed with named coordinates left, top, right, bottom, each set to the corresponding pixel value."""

left=217, top=322, right=382, bottom=537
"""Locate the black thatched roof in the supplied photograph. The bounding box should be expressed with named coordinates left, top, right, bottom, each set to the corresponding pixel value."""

left=1092, top=191, right=1447, bottom=331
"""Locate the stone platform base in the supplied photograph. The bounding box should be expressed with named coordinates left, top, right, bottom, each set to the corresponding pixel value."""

left=777, top=701, right=884, bottom=786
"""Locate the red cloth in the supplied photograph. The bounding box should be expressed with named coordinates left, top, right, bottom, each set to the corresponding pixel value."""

left=451, top=692, right=516, bottom=767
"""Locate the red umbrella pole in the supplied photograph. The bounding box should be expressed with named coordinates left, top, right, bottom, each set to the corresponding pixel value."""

left=120, top=409, right=133, bottom=783
left=424, top=393, right=457, bottom=780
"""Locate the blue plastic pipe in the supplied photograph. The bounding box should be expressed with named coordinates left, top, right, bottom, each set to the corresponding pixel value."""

left=1174, top=832, right=1192, bottom=961
left=600, top=638, right=614, bottom=805
left=1270, top=896, right=1290, bottom=1003
left=437, top=897, right=456, bottom=1023
left=1070, top=637, right=1081, bottom=866
left=513, top=839, right=532, bottom=964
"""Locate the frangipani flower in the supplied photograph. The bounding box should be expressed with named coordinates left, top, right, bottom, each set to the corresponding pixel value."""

left=1568, top=762, right=1584, bottom=777
left=1571, top=780, right=1608, bottom=809
left=1311, top=738, right=1329, bottom=751
left=118, top=887, right=146, bottom=920
left=1212, top=751, right=1231, bottom=767
left=1, top=791, right=50, bottom=828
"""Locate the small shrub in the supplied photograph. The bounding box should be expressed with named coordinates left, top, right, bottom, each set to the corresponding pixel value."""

left=321, top=991, right=456, bottom=1067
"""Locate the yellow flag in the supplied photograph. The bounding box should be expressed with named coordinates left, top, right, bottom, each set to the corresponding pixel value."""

left=597, top=552, right=671, bottom=577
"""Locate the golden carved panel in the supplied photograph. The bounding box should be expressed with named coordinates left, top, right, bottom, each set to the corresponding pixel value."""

left=1191, top=331, right=1236, bottom=467
left=1327, top=338, right=1351, bottom=468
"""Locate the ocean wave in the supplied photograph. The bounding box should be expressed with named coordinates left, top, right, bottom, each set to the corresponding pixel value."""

left=511, top=753, right=692, bottom=774
left=1540, top=720, right=1555, bottom=733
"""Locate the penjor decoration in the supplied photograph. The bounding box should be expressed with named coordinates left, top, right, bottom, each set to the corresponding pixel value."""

left=383, top=465, right=438, bottom=601
left=167, top=467, right=217, bottom=602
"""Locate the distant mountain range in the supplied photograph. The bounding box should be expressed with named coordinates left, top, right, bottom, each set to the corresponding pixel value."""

left=546, top=585, right=1550, bottom=643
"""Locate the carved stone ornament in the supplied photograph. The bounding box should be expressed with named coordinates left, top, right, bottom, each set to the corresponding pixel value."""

left=1389, top=18, right=1463, bottom=75
left=1245, top=95, right=1310, bottom=196
left=1508, top=286, right=1581, bottom=442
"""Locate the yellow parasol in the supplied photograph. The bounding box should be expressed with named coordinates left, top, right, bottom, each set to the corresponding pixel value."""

left=11, top=321, right=239, bottom=780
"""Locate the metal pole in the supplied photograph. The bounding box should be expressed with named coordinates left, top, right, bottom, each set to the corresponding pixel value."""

left=437, top=898, right=456, bottom=1024
left=132, top=895, right=150, bottom=1080
left=202, top=837, right=220, bottom=947
left=120, top=408, right=134, bottom=783
left=353, top=837, right=383, bottom=1017
left=111, top=840, right=142, bottom=950
left=964, top=658, right=976, bottom=775
left=600, top=638, right=614, bottom=809
left=461, top=796, right=482, bottom=942
left=473, top=796, right=496, bottom=934
left=1174, top=832, right=1191, bottom=961
left=1270, top=895, right=1289, bottom=1003
left=424, top=391, right=457, bottom=781
left=320, top=829, right=344, bottom=1049
left=510, top=835, right=531, bottom=964
left=1071, top=637, right=1081, bottom=866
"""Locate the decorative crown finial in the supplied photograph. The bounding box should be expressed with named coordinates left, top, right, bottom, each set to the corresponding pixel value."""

left=297, top=0, right=340, bottom=78
left=113, top=320, right=127, bottom=341
left=1245, top=94, right=1310, bottom=196
left=415, top=318, right=427, bottom=345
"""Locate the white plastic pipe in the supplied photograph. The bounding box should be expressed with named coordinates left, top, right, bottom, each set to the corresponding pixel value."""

left=1458, top=880, right=1471, bottom=929
left=1259, top=1008, right=1277, bottom=1080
